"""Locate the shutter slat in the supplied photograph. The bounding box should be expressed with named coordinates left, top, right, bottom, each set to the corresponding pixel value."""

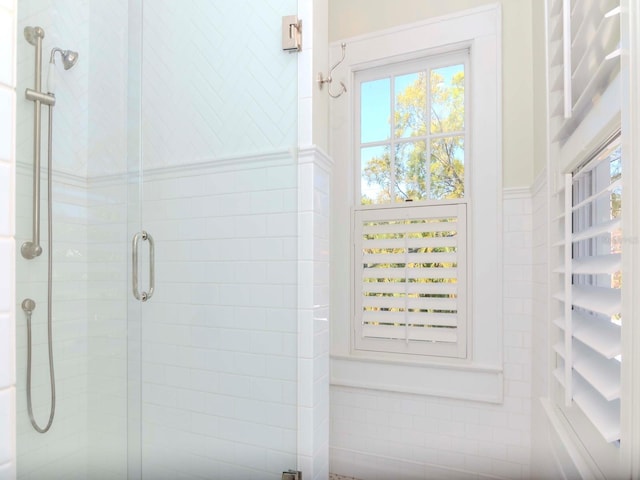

left=362, top=324, right=457, bottom=343
left=554, top=341, right=565, bottom=360
left=570, top=1, right=619, bottom=102
left=363, top=311, right=457, bottom=327
left=573, top=342, right=620, bottom=401
left=553, top=366, right=565, bottom=387
left=549, top=0, right=562, bottom=17
left=572, top=253, right=621, bottom=274
left=363, top=220, right=457, bottom=234
left=362, top=296, right=457, bottom=311
left=573, top=382, right=621, bottom=443
left=572, top=285, right=621, bottom=317
left=363, top=252, right=458, bottom=264
left=554, top=312, right=621, bottom=359
left=363, top=237, right=458, bottom=249
left=549, top=64, right=564, bottom=91
left=572, top=217, right=621, bottom=243
left=363, top=267, right=457, bottom=280
left=554, top=341, right=620, bottom=401
left=571, top=178, right=621, bottom=212
left=549, top=37, right=564, bottom=67
left=363, top=282, right=457, bottom=295
left=553, top=365, right=621, bottom=443
left=549, top=90, right=565, bottom=117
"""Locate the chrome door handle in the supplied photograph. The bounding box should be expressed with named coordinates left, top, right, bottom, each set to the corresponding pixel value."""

left=132, top=231, right=155, bottom=302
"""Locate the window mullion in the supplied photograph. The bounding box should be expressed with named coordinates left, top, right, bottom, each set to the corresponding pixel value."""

left=426, top=69, right=432, bottom=199
left=390, top=76, right=396, bottom=203
left=404, top=223, right=409, bottom=344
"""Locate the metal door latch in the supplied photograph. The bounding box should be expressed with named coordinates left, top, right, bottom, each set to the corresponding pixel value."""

left=282, top=470, right=302, bottom=480
left=282, top=15, right=302, bottom=52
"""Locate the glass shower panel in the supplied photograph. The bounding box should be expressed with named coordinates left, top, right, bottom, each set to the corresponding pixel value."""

left=15, top=0, right=131, bottom=478
left=136, top=1, right=299, bottom=478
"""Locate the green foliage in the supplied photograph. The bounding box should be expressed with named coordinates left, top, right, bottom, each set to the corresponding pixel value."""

left=362, top=68, right=465, bottom=204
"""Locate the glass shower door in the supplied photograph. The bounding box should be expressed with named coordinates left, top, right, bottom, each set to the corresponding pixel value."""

left=131, top=2, right=300, bottom=478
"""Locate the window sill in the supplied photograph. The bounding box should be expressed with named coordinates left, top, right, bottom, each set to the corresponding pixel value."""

left=330, top=353, right=503, bottom=403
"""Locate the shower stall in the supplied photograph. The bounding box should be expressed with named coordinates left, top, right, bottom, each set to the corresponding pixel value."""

left=13, top=0, right=320, bottom=478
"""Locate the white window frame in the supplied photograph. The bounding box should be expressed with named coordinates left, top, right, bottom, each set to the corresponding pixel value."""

left=353, top=52, right=470, bottom=360
left=330, top=5, right=503, bottom=402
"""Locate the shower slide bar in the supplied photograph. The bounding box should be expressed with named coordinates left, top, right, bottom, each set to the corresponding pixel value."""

left=21, top=26, right=79, bottom=434
left=21, top=26, right=77, bottom=259
left=132, top=231, right=155, bottom=302
left=21, top=26, right=51, bottom=259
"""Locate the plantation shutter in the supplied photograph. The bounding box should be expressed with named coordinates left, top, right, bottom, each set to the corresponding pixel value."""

left=353, top=204, right=467, bottom=358
left=552, top=142, right=622, bottom=443
left=547, top=0, right=620, bottom=140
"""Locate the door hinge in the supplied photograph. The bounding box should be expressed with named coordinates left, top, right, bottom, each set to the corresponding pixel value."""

left=282, top=470, right=302, bottom=480
left=282, top=15, right=302, bottom=52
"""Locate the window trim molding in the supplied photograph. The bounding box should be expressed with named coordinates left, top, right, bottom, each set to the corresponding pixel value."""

left=329, top=4, right=503, bottom=401
left=620, top=0, right=640, bottom=475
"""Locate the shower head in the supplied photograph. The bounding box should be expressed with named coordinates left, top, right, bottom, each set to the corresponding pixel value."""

left=47, top=47, right=78, bottom=93
left=50, top=48, right=78, bottom=70
left=24, top=26, right=45, bottom=46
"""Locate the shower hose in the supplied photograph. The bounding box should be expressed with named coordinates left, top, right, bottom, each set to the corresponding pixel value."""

left=23, top=103, right=56, bottom=433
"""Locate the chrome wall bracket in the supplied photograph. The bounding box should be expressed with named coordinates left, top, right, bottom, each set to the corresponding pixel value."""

left=282, top=15, right=302, bottom=52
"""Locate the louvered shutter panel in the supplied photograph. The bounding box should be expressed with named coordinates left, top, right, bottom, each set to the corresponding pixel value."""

left=552, top=145, right=622, bottom=443
left=547, top=0, right=621, bottom=141
left=354, top=204, right=467, bottom=358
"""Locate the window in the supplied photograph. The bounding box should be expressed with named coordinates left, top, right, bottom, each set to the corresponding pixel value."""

left=354, top=54, right=469, bottom=358
left=330, top=6, right=502, bottom=401
left=357, top=55, right=467, bottom=204
left=545, top=0, right=628, bottom=476
left=554, top=135, right=622, bottom=442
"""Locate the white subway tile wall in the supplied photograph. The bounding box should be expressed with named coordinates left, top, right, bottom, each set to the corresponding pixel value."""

left=14, top=154, right=330, bottom=479
left=135, top=156, right=299, bottom=479
left=530, top=174, right=554, bottom=477
left=0, top=0, right=16, bottom=478
left=15, top=170, right=91, bottom=479
left=297, top=150, right=331, bottom=480
left=329, top=190, right=534, bottom=480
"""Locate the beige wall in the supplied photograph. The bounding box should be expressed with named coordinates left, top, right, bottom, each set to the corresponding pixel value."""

left=532, top=0, right=548, bottom=180
left=328, top=0, right=537, bottom=188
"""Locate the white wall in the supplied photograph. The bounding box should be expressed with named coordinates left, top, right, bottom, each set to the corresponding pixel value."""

left=326, top=3, right=540, bottom=477
left=330, top=190, right=534, bottom=479
left=328, top=0, right=535, bottom=189
left=0, top=0, right=17, bottom=478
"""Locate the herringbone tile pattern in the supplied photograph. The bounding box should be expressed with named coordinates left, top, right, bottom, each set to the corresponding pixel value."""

left=141, top=0, right=298, bottom=170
